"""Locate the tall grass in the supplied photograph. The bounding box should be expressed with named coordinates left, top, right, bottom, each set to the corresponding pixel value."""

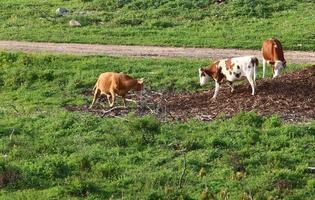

left=0, top=0, right=314, bottom=50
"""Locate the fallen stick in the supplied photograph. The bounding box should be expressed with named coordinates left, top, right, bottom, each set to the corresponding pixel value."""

left=196, top=115, right=212, bottom=121
left=9, top=129, right=15, bottom=141
left=10, top=104, right=20, bottom=114
left=101, top=106, right=128, bottom=116
left=125, top=98, right=137, bottom=103
left=145, top=105, right=155, bottom=114
left=305, top=167, right=315, bottom=173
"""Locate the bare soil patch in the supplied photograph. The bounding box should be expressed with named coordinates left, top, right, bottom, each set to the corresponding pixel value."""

left=65, top=66, right=315, bottom=122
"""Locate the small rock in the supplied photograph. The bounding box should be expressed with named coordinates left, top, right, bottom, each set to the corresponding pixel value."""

left=69, top=19, right=81, bottom=27
left=56, top=8, right=69, bottom=16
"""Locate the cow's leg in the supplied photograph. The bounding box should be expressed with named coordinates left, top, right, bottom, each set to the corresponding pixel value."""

left=121, top=95, right=127, bottom=107
left=262, top=58, right=266, bottom=78
left=246, top=76, right=255, bottom=95
left=106, top=94, right=111, bottom=105
left=109, top=91, right=116, bottom=107
left=227, top=81, right=234, bottom=93
left=89, top=89, right=100, bottom=109
left=253, top=62, right=257, bottom=83
left=212, top=81, right=220, bottom=99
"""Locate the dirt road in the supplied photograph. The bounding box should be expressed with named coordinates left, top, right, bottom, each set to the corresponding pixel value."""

left=0, top=40, right=314, bottom=64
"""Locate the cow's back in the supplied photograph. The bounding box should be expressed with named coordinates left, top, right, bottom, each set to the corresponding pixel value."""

left=97, top=72, right=136, bottom=95
left=262, top=38, right=285, bottom=62
left=96, top=72, right=118, bottom=93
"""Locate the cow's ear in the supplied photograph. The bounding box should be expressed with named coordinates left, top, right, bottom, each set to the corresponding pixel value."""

left=138, top=78, right=144, bottom=84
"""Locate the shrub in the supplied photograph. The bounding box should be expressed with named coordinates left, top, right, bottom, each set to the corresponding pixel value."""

left=92, top=163, right=123, bottom=178
left=67, top=179, right=100, bottom=197
left=0, top=162, right=20, bottom=188
left=263, top=115, right=282, bottom=129
left=231, top=112, right=263, bottom=128
left=151, top=20, right=176, bottom=28
left=129, top=115, right=161, bottom=143
left=229, top=0, right=268, bottom=18
left=115, top=18, right=143, bottom=26
left=228, top=0, right=300, bottom=18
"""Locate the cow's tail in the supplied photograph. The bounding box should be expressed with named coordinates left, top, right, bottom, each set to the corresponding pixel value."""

left=92, top=80, right=98, bottom=94
left=252, top=57, right=259, bottom=82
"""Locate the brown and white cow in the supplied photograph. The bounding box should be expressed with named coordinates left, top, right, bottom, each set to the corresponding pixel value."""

left=262, top=38, right=286, bottom=78
left=90, top=72, right=144, bottom=108
left=199, top=56, right=258, bottom=99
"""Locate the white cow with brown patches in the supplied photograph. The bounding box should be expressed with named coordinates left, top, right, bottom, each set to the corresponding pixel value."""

left=199, top=56, right=258, bottom=99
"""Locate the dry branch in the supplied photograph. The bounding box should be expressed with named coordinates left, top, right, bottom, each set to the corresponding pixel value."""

left=305, top=167, right=315, bottom=173
left=10, top=104, right=20, bottom=114
left=101, top=106, right=128, bottom=116
left=9, top=129, right=15, bottom=141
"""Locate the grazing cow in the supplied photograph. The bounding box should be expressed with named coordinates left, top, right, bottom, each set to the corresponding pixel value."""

left=90, top=72, right=144, bottom=108
left=199, top=56, right=258, bottom=99
left=262, top=38, right=286, bottom=78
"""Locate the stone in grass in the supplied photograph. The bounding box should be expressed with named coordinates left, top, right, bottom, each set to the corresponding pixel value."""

left=69, top=19, right=81, bottom=27
left=56, top=8, right=69, bottom=16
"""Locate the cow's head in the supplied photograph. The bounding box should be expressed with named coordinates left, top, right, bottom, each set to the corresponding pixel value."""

left=273, top=60, right=286, bottom=78
left=134, top=78, right=144, bottom=91
left=199, top=67, right=211, bottom=86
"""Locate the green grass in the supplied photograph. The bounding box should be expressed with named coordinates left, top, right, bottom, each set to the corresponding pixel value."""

left=0, top=0, right=314, bottom=51
left=0, top=52, right=314, bottom=199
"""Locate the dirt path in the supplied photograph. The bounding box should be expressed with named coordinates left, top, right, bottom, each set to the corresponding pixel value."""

left=0, top=40, right=315, bottom=64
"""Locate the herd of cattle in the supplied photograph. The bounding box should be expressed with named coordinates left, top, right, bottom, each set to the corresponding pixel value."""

left=90, top=38, right=286, bottom=108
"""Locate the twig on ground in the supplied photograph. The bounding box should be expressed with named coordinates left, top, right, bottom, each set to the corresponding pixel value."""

left=101, top=106, right=128, bottom=116
left=145, top=105, right=155, bottom=114
left=10, top=104, right=20, bottom=114
left=164, top=110, right=176, bottom=121
left=305, top=167, right=315, bottom=173
left=197, top=115, right=212, bottom=121
left=125, top=98, right=137, bottom=103
left=9, top=129, right=15, bottom=141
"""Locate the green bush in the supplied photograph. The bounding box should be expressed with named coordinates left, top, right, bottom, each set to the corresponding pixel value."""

left=0, top=162, right=21, bottom=188
left=67, top=179, right=101, bottom=197
left=151, top=19, right=176, bottom=28
left=231, top=112, right=263, bottom=128
left=129, top=115, right=161, bottom=143
left=263, top=115, right=282, bottom=129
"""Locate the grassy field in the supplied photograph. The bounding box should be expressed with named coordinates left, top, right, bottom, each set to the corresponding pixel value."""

left=0, top=0, right=314, bottom=51
left=0, top=52, right=314, bottom=199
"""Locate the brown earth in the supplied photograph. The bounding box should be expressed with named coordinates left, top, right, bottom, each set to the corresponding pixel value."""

left=0, top=40, right=315, bottom=64
left=66, top=66, right=315, bottom=122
